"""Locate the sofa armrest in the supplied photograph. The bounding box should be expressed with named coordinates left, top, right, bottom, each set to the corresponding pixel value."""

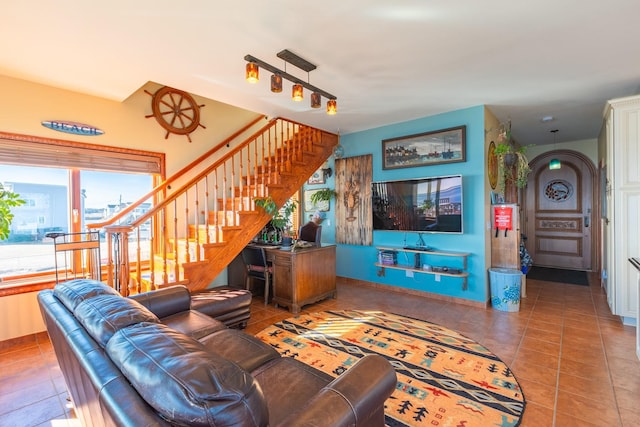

left=279, top=354, right=397, bottom=427
left=129, top=285, right=191, bottom=318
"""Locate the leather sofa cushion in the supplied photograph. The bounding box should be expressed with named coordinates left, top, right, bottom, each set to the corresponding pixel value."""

left=252, top=357, right=334, bottom=425
left=54, top=279, right=120, bottom=312
left=199, top=329, right=280, bottom=372
left=75, top=294, right=159, bottom=348
left=162, top=309, right=226, bottom=340
left=107, top=322, right=268, bottom=427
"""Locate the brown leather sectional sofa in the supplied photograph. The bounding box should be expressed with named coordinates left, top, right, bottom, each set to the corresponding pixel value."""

left=38, top=279, right=396, bottom=426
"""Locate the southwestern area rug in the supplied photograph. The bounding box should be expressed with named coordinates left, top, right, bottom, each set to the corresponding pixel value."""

left=256, top=310, right=525, bottom=427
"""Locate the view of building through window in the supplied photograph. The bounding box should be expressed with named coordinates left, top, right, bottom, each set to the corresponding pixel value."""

left=0, top=164, right=154, bottom=279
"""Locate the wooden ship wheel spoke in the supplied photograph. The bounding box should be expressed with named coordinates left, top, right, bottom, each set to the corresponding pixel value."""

left=145, top=86, right=206, bottom=142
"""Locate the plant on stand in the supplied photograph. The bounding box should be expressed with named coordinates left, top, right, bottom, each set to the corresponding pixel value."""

left=494, top=121, right=531, bottom=200
left=254, top=196, right=298, bottom=246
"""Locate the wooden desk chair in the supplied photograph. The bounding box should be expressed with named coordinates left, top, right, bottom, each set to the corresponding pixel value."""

left=241, top=246, right=273, bottom=305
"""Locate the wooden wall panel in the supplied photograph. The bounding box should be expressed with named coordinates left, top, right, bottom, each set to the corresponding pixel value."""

left=335, top=155, right=372, bottom=245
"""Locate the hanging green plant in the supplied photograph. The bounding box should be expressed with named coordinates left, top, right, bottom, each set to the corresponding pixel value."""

left=494, top=143, right=531, bottom=194
left=493, top=120, right=532, bottom=194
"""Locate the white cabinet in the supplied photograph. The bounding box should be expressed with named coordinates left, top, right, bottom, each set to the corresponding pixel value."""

left=629, top=258, right=640, bottom=359
left=602, top=95, right=640, bottom=322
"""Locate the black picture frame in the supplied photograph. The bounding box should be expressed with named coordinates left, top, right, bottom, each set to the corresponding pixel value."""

left=382, top=125, right=466, bottom=170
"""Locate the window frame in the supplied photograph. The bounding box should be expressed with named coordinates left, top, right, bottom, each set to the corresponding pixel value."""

left=0, top=131, right=165, bottom=296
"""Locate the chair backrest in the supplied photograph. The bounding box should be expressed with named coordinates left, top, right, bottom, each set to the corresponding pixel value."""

left=241, top=246, right=269, bottom=278
left=298, top=223, right=322, bottom=245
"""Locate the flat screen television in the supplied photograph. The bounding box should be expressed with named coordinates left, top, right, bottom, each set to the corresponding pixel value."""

left=372, top=175, right=463, bottom=233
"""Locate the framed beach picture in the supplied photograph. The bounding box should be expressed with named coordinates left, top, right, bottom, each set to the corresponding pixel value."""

left=382, top=125, right=466, bottom=170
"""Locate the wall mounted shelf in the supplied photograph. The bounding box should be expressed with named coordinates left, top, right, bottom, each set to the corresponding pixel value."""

left=375, top=246, right=470, bottom=290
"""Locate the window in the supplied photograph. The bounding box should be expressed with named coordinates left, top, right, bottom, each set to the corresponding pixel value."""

left=0, top=132, right=164, bottom=287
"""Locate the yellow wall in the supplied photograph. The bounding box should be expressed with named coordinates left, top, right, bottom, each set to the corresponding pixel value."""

left=0, top=75, right=262, bottom=342
left=0, top=292, right=44, bottom=340
left=0, top=75, right=261, bottom=176
left=484, top=107, right=501, bottom=272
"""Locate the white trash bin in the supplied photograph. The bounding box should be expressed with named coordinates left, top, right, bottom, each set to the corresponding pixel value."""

left=489, top=268, right=522, bottom=312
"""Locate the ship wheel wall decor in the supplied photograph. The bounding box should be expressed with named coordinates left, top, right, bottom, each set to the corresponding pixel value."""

left=145, top=86, right=206, bottom=142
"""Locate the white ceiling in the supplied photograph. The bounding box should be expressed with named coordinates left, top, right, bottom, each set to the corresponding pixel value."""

left=3, top=1, right=640, bottom=146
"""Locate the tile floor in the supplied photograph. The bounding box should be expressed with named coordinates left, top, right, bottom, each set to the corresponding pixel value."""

left=1, top=275, right=638, bottom=426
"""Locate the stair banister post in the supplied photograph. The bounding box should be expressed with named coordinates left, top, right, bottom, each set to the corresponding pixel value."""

left=104, top=224, right=133, bottom=296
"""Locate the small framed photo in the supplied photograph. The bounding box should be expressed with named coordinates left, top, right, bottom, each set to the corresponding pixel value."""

left=382, top=125, right=466, bottom=170
left=307, top=168, right=325, bottom=184
left=490, top=191, right=504, bottom=205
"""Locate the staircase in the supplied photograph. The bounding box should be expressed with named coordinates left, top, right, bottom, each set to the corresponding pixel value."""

left=88, top=117, right=338, bottom=295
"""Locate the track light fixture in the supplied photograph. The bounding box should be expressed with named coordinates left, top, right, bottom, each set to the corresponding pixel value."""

left=245, top=49, right=338, bottom=115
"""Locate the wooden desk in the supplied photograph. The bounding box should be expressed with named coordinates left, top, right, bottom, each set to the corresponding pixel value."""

left=265, top=244, right=336, bottom=314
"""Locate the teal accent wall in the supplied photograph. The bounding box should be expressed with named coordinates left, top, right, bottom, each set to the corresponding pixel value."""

left=306, top=105, right=488, bottom=303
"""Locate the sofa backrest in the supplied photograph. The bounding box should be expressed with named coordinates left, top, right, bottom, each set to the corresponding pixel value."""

left=54, top=278, right=121, bottom=311
left=76, top=294, right=160, bottom=347
left=38, top=289, right=172, bottom=427
left=54, top=279, right=160, bottom=348
left=129, top=284, right=192, bottom=318
left=40, top=279, right=269, bottom=427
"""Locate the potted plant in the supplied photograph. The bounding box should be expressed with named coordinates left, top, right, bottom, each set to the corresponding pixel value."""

left=494, top=121, right=531, bottom=196
left=0, top=183, right=25, bottom=241
left=254, top=196, right=298, bottom=246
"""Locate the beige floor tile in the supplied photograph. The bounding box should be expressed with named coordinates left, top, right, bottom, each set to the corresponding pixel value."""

left=556, top=389, right=621, bottom=425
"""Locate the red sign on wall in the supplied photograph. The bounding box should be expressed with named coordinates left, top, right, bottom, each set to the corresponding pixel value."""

left=494, top=206, right=513, bottom=230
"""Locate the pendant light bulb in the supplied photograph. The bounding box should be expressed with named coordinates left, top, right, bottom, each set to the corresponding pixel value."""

left=311, top=92, right=321, bottom=108
left=270, top=74, right=282, bottom=93
left=548, top=129, right=561, bottom=170
left=326, top=99, right=337, bottom=115
left=246, top=62, right=259, bottom=83
left=292, top=84, right=303, bottom=101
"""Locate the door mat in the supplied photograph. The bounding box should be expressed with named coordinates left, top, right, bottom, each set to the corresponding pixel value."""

left=527, top=266, right=589, bottom=286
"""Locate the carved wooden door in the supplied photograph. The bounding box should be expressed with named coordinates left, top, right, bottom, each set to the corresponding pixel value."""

left=525, top=152, right=593, bottom=270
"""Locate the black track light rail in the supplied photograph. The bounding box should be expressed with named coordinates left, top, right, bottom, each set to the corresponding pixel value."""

left=244, top=54, right=337, bottom=100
